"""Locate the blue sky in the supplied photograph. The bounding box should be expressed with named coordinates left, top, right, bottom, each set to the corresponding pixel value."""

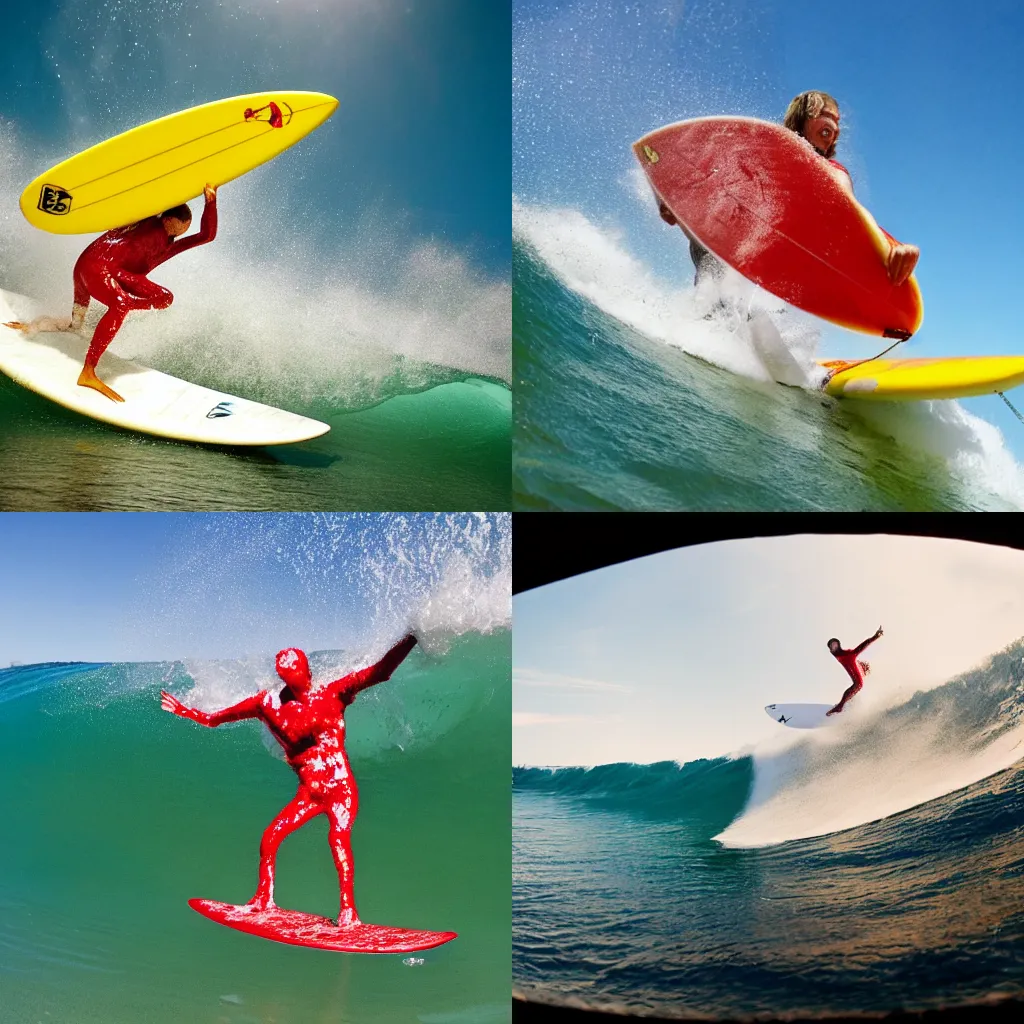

left=513, top=0, right=1024, bottom=454
left=2, top=0, right=509, bottom=278
left=514, top=534, right=1024, bottom=767
left=0, top=512, right=507, bottom=664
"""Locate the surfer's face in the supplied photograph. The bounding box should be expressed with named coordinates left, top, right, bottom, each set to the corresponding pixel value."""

left=828, top=639, right=841, bottom=654
left=803, top=106, right=840, bottom=157
left=162, top=215, right=191, bottom=238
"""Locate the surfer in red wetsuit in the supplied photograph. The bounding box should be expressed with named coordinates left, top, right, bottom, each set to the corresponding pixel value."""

left=825, top=626, right=883, bottom=716
left=658, top=91, right=919, bottom=290
left=4, top=184, right=218, bottom=403
left=160, top=633, right=417, bottom=928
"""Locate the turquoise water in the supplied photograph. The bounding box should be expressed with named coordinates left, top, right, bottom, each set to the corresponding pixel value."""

left=514, top=639, right=1024, bottom=1018
left=1, top=633, right=510, bottom=1024
left=0, top=362, right=511, bottom=511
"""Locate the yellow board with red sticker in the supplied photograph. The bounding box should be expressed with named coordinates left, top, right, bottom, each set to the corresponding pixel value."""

left=20, top=91, right=337, bottom=234
left=633, top=116, right=923, bottom=340
left=820, top=356, right=1024, bottom=400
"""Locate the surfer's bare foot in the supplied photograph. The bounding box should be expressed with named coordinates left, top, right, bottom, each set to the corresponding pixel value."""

left=245, top=896, right=275, bottom=912
left=77, top=366, right=125, bottom=403
left=337, top=909, right=361, bottom=928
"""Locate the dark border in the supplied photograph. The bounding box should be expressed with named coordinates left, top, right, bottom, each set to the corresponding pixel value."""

left=512, top=512, right=1023, bottom=1023
left=513, top=514, right=1016, bottom=595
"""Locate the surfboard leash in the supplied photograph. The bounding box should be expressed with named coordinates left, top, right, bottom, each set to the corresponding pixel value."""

left=997, top=391, right=1024, bottom=427
left=819, top=336, right=908, bottom=388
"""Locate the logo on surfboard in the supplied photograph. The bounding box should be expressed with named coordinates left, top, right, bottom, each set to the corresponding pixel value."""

left=37, top=184, right=73, bottom=215
left=243, top=101, right=293, bottom=129
left=206, top=401, right=234, bottom=419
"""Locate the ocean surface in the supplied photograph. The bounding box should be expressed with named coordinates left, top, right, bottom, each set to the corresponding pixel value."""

left=512, top=204, right=1024, bottom=511
left=0, top=633, right=510, bottom=1024
left=513, top=638, right=1024, bottom=1019
left=0, top=289, right=511, bottom=511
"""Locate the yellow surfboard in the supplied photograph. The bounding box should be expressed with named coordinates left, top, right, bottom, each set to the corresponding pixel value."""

left=20, top=91, right=338, bottom=234
left=820, top=356, right=1024, bottom=401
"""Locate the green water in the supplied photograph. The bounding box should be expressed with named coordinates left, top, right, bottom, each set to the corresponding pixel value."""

left=0, top=633, right=510, bottom=1024
left=513, top=237, right=1020, bottom=511
left=0, top=374, right=512, bottom=511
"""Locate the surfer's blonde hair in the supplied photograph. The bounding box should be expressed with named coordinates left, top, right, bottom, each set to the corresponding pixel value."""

left=783, top=91, right=839, bottom=158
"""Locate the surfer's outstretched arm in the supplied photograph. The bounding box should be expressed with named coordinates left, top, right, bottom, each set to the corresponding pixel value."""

left=332, top=634, right=418, bottom=700
left=852, top=627, right=883, bottom=656
left=160, top=689, right=266, bottom=727
left=149, top=185, right=218, bottom=269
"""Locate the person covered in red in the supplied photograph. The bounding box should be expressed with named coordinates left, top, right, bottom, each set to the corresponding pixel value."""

left=4, top=184, right=218, bottom=403
left=160, top=633, right=417, bottom=928
left=825, top=626, right=883, bottom=716
left=658, top=91, right=920, bottom=291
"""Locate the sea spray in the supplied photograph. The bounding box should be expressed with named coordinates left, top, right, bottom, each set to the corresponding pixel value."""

left=717, top=638, right=1024, bottom=846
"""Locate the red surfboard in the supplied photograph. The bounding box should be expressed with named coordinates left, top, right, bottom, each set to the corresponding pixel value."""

left=633, top=116, right=923, bottom=339
left=189, top=899, right=457, bottom=953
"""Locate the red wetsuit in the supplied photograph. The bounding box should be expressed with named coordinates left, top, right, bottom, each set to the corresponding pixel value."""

left=168, top=634, right=416, bottom=925
left=73, top=196, right=217, bottom=368
left=828, top=632, right=881, bottom=715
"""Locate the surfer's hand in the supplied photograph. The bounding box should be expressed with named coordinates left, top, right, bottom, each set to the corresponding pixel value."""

left=203, top=184, right=217, bottom=202
left=886, top=243, right=919, bottom=286
left=658, top=200, right=677, bottom=226
left=160, top=690, right=192, bottom=718
left=875, top=626, right=883, bottom=638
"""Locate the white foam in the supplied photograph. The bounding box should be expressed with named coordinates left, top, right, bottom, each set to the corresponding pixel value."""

left=513, top=196, right=1024, bottom=509
left=0, top=120, right=511, bottom=411
left=717, top=677, right=1024, bottom=848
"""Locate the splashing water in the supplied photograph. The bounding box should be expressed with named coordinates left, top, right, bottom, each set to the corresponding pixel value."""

left=716, top=638, right=1024, bottom=846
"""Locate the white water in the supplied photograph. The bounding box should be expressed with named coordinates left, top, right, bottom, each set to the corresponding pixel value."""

left=172, top=511, right=511, bottom=706
left=513, top=195, right=1024, bottom=509
left=0, top=121, right=511, bottom=411
left=717, top=642, right=1024, bottom=847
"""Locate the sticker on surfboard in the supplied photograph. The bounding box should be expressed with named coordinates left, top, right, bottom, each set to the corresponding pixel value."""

left=189, top=900, right=458, bottom=954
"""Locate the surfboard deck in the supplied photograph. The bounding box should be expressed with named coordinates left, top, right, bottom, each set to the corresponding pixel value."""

left=633, top=116, right=923, bottom=339
left=21, top=91, right=338, bottom=234
left=765, top=703, right=839, bottom=729
left=0, top=296, right=329, bottom=446
left=820, top=356, right=1024, bottom=401
left=188, top=900, right=457, bottom=953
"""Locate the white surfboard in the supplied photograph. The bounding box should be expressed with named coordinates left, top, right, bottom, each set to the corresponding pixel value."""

left=0, top=294, right=329, bottom=446
left=764, top=703, right=839, bottom=729
left=745, top=310, right=811, bottom=388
